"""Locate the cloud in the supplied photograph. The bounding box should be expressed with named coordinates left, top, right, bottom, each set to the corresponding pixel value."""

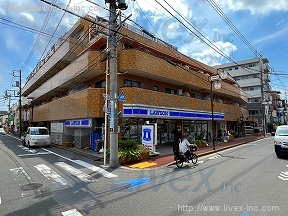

left=253, top=26, right=288, bottom=44
left=20, top=12, right=34, bottom=22
left=214, top=0, right=288, bottom=14
left=180, top=40, right=237, bottom=66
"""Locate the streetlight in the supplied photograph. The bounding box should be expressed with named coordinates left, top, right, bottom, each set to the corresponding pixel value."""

left=209, top=68, right=227, bottom=151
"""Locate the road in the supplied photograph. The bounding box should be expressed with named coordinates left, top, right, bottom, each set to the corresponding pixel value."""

left=0, top=135, right=287, bottom=216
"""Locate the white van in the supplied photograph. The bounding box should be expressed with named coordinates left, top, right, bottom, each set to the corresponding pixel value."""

left=23, top=127, right=51, bottom=148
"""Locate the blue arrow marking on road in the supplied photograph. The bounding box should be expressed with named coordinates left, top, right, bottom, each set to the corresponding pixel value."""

left=241, top=212, right=249, bottom=216
left=118, top=92, right=126, bottom=101
left=115, top=178, right=150, bottom=189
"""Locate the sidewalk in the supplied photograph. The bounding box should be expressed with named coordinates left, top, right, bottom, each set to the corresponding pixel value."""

left=122, top=135, right=265, bottom=169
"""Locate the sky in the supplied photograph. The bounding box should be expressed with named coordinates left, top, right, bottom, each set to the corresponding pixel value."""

left=0, top=0, right=288, bottom=110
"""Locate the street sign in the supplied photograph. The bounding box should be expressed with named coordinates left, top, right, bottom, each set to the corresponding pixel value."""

left=210, top=75, right=220, bottom=81
left=117, top=92, right=126, bottom=101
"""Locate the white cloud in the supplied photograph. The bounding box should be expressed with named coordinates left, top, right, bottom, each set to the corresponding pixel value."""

left=253, top=26, right=288, bottom=44
left=214, top=0, right=288, bottom=14
left=20, top=12, right=34, bottom=22
left=180, top=40, right=237, bottom=66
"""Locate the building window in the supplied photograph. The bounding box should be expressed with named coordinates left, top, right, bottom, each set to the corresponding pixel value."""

left=248, top=98, right=261, bottom=103
left=249, top=110, right=262, bottom=115
left=95, top=79, right=106, bottom=88
left=235, top=66, right=239, bottom=70
left=165, top=88, right=177, bottom=95
left=124, top=79, right=132, bottom=87
left=124, top=79, right=141, bottom=88
left=153, top=85, right=159, bottom=91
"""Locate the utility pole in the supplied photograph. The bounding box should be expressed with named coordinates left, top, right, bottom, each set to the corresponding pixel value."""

left=106, top=0, right=128, bottom=168
left=260, top=58, right=266, bottom=137
left=12, top=70, right=22, bottom=138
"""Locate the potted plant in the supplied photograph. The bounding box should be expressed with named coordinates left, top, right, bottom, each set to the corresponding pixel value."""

left=228, top=135, right=234, bottom=142
left=62, top=141, right=72, bottom=148
left=106, top=140, right=149, bottom=164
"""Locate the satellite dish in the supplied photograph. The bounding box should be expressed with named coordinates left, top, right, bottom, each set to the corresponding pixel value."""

left=220, top=71, right=228, bottom=79
left=214, top=82, right=222, bottom=90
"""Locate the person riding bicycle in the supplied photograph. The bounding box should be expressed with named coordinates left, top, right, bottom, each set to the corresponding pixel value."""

left=179, top=133, right=195, bottom=161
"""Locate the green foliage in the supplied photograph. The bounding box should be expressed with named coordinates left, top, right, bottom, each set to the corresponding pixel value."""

left=107, top=140, right=149, bottom=161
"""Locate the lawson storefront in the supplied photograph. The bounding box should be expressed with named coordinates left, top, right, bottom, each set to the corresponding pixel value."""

left=121, top=104, right=225, bottom=144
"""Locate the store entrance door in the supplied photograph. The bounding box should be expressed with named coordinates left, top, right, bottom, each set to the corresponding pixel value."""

left=74, top=129, right=82, bottom=148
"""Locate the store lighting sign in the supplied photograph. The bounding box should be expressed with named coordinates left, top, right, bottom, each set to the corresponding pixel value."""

left=149, top=109, right=169, bottom=117
left=65, top=119, right=92, bottom=128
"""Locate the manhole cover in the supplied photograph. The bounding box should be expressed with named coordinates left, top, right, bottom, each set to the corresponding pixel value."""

left=19, top=183, right=43, bottom=191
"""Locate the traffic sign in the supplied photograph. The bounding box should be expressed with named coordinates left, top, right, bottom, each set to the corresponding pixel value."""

left=117, top=92, right=126, bottom=101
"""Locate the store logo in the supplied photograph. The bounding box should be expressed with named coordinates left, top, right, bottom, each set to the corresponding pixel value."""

left=143, top=129, right=152, bottom=142
left=149, top=110, right=169, bottom=116
left=71, top=121, right=81, bottom=125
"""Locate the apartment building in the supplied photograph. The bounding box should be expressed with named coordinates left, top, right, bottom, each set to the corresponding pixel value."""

left=22, top=15, right=247, bottom=149
left=214, top=57, right=272, bottom=128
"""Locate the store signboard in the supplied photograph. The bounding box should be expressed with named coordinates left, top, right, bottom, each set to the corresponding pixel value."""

left=123, top=105, right=224, bottom=120
left=65, top=119, right=92, bottom=128
left=142, top=125, right=156, bottom=151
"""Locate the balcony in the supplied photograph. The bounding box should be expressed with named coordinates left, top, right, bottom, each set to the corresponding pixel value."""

left=33, top=88, right=105, bottom=122
left=23, top=37, right=86, bottom=96
left=118, top=49, right=246, bottom=104
left=237, top=78, right=260, bottom=88
left=28, top=51, right=106, bottom=103
left=118, top=87, right=242, bottom=122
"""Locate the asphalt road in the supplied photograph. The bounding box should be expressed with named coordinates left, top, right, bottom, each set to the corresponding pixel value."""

left=0, top=135, right=287, bottom=216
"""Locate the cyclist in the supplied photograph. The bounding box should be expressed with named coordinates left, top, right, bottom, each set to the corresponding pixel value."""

left=179, top=133, right=195, bottom=161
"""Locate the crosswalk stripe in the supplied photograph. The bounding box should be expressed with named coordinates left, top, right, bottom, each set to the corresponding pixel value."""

left=42, top=148, right=117, bottom=178
left=55, top=162, right=96, bottom=183
left=62, top=209, right=82, bottom=216
left=34, top=164, right=70, bottom=186
left=74, top=160, right=117, bottom=178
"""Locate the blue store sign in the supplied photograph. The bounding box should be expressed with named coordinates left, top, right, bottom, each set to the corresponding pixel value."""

left=123, top=105, right=224, bottom=120
left=65, top=119, right=92, bottom=128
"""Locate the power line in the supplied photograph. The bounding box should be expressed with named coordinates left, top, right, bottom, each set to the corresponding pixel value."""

left=156, top=0, right=273, bottom=99
left=20, top=0, right=56, bottom=72
left=38, top=0, right=73, bottom=64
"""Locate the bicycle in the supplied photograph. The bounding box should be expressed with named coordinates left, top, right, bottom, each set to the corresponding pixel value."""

left=175, top=145, right=198, bottom=168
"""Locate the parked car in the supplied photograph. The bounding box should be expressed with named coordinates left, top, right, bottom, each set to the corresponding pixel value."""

left=22, top=127, right=51, bottom=148
left=273, top=125, right=288, bottom=157
left=0, top=128, right=6, bottom=135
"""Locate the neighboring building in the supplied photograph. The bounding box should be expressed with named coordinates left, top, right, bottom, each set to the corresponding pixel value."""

left=214, top=57, right=272, bottom=128
left=0, top=111, right=8, bottom=128
left=22, top=15, right=247, bottom=149
left=271, top=91, right=287, bottom=125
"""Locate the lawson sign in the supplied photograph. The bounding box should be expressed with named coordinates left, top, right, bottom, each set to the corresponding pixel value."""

left=123, top=106, right=224, bottom=120
left=65, top=119, right=92, bottom=128
left=149, top=109, right=169, bottom=117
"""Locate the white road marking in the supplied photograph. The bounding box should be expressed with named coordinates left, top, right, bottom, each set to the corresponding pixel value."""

left=55, top=162, right=96, bottom=183
left=208, top=155, right=222, bottom=160
left=0, top=196, right=1, bottom=205
left=42, top=148, right=117, bottom=178
left=10, top=167, right=32, bottom=180
left=278, top=176, right=288, bottom=181
left=62, top=209, right=82, bottom=216
left=197, top=161, right=204, bottom=164
left=74, top=160, right=117, bottom=178
left=34, top=164, right=70, bottom=186
left=7, top=134, right=22, bottom=141
left=18, top=152, right=51, bottom=157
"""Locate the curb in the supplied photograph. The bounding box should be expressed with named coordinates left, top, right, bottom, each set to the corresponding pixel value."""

left=51, top=144, right=104, bottom=161
left=120, top=136, right=267, bottom=171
